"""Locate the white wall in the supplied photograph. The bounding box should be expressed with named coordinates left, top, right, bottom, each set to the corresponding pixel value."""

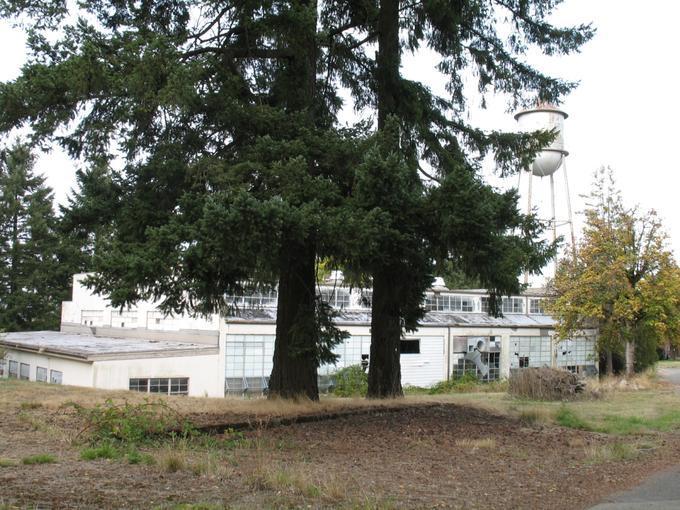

left=222, top=322, right=449, bottom=388
left=66, top=274, right=219, bottom=332
left=401, top=334, right=446, bottom=387
left=3, top=349, right=93, bottom=386
left=2, top=347, right=221, bottom=397
left=92, top=354, right=221, bottom=397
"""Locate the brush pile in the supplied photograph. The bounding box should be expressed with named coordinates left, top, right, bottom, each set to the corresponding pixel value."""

left=509, top=367, right=587, bottom=400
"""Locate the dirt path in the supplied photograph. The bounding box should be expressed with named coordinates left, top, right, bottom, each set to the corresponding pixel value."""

left=3, top=402, right=680, bottom=509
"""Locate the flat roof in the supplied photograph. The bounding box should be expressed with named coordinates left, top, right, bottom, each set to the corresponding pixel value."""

left=0, top=331, right=218, bottom=361
left=226, top=309, right=556, bottom=328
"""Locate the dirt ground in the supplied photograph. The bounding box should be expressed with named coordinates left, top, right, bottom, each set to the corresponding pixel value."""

left=2, top=383, right=680, bottom=509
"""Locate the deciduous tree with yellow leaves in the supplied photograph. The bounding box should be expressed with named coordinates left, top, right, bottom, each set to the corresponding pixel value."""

left=549, top=168, right=680, bottom=375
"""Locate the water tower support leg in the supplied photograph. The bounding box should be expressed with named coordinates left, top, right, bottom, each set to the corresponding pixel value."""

left=524, top=169, right=533, bottom=285
left=562, top=159, right=577, bottom=258
left=517, top=166, right=522, bottom=191
left=550, top=173, right=557, bottom=243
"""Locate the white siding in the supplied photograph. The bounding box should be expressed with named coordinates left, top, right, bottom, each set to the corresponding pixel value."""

left=2, top=349, right=93, bottom=386
left=401, top=335, right=446, bottom=388
left=92, top=354, right=221, bottom=397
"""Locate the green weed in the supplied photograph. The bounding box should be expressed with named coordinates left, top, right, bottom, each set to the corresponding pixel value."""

left=20, top=401, right=42, bottom=410
left=126, top=447, right=155, bottom=465
left=598, top=410, right=680, bottom=435
left=66, top=398, right=195, bottom=445
left=0, top=459, right=15, bottom=467
left=555, top=407, right=594, bottom=431
left=21, top=454, right=56, bottom=465
left=428, top=373, right=507, bottom=394
left=80, top=443, right=120, bottom=460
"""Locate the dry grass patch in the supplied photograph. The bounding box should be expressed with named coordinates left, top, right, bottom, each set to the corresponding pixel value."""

left=250, top=462, right=348, bottom=504
left=0, top=378, right=426, bottom=427
left=188, top=452, right=234, bottom=479
left=588, top=371, right=663, bottom=395
left=455, top=437, right=496, bottom=449
left=516, top=406, right=554, bottom=426
left=157, top=449, right=186, bottom=473
left=584, top=442, right=639, bottom=464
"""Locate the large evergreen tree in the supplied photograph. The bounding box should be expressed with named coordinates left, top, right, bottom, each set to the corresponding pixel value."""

left=58, top=162, right=122, bottom=274
left=0, top=143, right=67, bottom=331
left=0, top=0, right=366, bottom=399
left=319, top=0, right=592, bottom=397
left=1, top=0, right=591, bottom=400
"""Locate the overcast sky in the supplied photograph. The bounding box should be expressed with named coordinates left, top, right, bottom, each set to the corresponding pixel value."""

left=1, top=0, right=680, bottom=268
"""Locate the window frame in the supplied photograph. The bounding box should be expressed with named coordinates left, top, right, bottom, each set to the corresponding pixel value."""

left=129, top=377, right=189, bottom=396
left=400, top=339, right=421, bottom=354
left=50, top=370, right=63, bottom=384
left=36, top=366, right=48, bottom=383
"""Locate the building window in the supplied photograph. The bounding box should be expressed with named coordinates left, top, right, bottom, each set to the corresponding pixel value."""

left=19, top=363, right=30, bottom=380
left=502, top=297, right=524, bottom=314
left=129, top=377, right=189, bottom=396
left=129, top=378, right=149, bottom=392
left=113, top=309, right=138, bottom=327
left=400, top=339, right=420, bottom=354
left=460, top=296, right=474, bottom=312
left=359, top=290, right=372, bottom=308
left=529, top=298, right=545, bottom=315
left=8, top=360, right=18, bottom=378
left=320, top=288, right=350, bottom=309
left=150, top=378, right=170, bottom=394
left=169, top=378, right=189, bottom=395
left=36, top=367, right=48, bottom=382
left=425, top=294, right=475, bottom=312
left=0, top=359, right=6, bottom=377
left=50, top=370, right=63, bottom=384
left=227, top=289, right=278, bottom=309
left=81, top=310, right=104, bottom=326
left=511, top=336, right=552, bottom=369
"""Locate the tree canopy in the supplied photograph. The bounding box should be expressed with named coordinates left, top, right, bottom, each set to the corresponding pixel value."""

left=0, top=143, right=71, bottom=331
left=549, top=167, right=680, bottom=374
left=0, top=0, right=592, bottom=399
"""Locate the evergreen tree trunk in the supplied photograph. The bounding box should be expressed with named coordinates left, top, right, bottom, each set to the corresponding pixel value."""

left=268, top=0, right=321, bottom=400
left=269, top=239, right=319, bottom=400
left=367, top=0, right=404, bottom=398
left=368, top=268, right=403, bottom=397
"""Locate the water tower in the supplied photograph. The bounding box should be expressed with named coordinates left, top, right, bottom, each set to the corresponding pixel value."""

left=514, top=104, right=576, bottom=281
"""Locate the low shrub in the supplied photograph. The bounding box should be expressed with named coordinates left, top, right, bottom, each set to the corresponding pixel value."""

left=428, top=373, right=508, bottom=394
left=331, top=365, right=367, bottom=397
left=509, top=367, right=587, bottom=401
left=66, top=398, right=195, bottom=445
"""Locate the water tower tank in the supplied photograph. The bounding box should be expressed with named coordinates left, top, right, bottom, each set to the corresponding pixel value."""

left=514, top=105, right=568, bottom=177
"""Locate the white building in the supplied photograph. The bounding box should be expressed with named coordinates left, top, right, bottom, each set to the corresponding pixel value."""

left=0, top=274, right=598, bottom=396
